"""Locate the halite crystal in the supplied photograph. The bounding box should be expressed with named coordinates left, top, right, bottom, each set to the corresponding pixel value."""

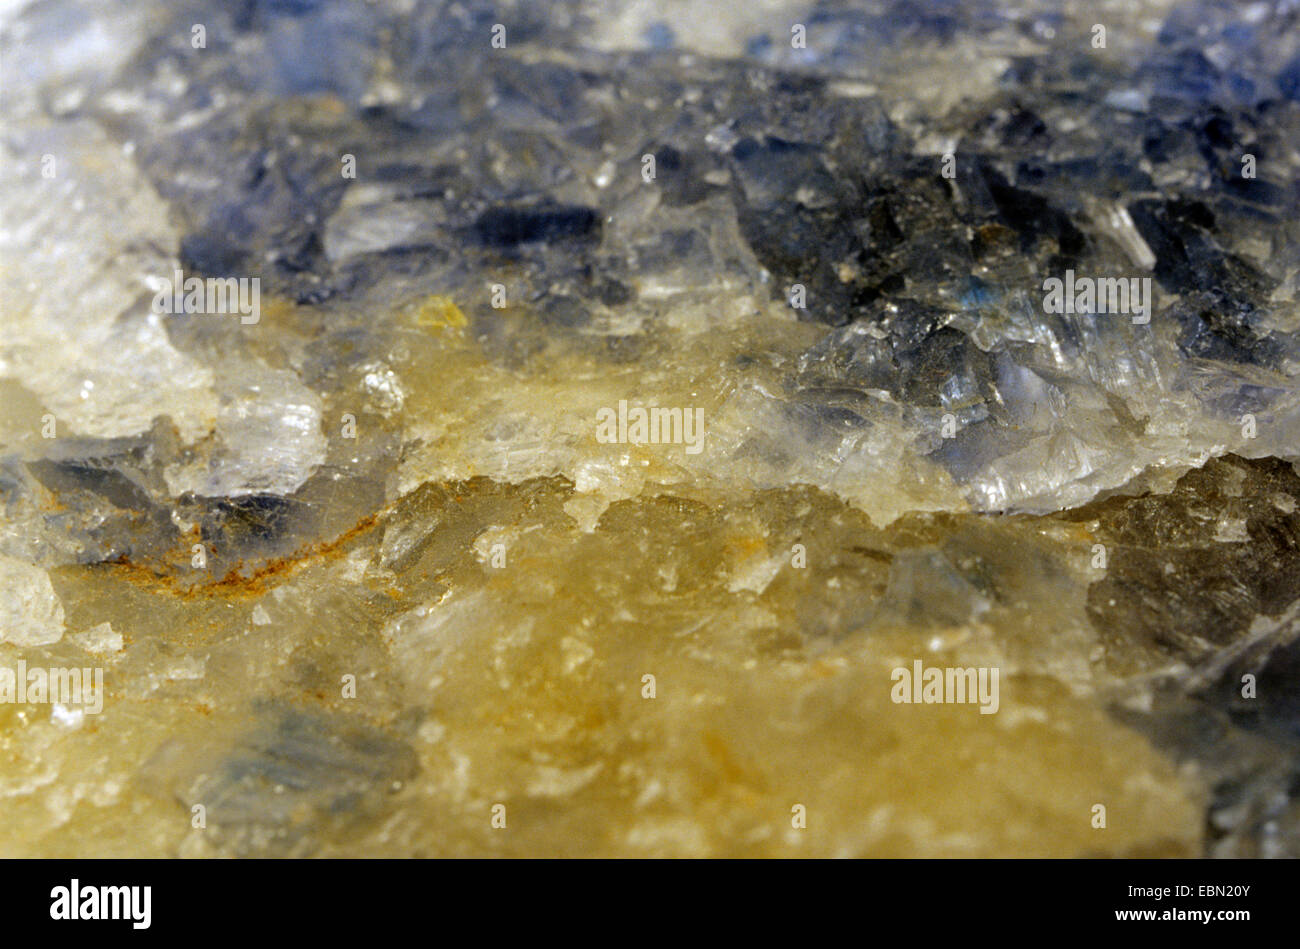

left=0, top=555, right=65, bottom=647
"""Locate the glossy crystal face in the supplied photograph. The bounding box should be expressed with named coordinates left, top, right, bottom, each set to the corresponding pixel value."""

left=2, top=0, right=1299, bottom=856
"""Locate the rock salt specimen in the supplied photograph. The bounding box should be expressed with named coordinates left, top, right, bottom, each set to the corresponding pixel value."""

left=1, top=0, right=1299, bottom=857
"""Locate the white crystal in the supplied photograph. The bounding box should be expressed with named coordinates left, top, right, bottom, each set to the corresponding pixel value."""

left=72, top=621, right=123, bottom=655
left=0, top=554, right=65, bottom=646
left=163, top=360, right=326, bottom=498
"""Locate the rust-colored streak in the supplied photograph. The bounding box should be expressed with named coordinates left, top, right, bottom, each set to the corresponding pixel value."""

left=107, top=511, right=383, bottom=600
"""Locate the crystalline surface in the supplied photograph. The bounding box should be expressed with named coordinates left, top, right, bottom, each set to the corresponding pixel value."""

left=0, top=555, right=65, bottom=647
left=1, top=0, right=1300, bottom=856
